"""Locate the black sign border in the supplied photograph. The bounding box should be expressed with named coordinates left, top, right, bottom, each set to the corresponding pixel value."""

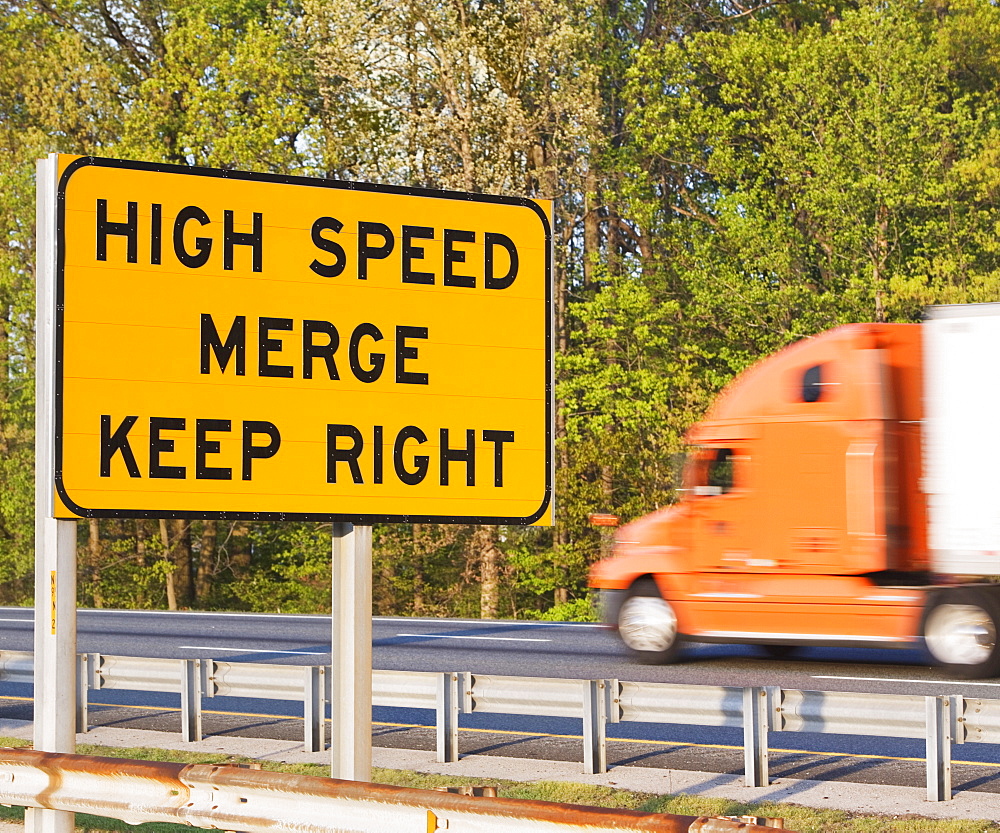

left=54, top=156, right=553, bottom=525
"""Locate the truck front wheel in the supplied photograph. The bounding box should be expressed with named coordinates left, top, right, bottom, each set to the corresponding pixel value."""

left=922, top=588, right=1000, bottom=679
left=618, top=579, right=682, bottom=664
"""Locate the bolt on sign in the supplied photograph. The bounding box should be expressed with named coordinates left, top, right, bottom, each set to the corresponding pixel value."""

left=52, top=156, right=553, bottom=524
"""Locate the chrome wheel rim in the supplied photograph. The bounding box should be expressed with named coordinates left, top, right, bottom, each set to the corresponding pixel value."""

left=925, top=603, right=996, bottom=666
left=619, top=595, right=677, bottom=653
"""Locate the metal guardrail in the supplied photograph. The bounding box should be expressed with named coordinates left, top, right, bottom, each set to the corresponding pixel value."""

left=0, top=652, right=33, bottom=685
left=961, top=697, right=1000, bottom=743
left=775, top=688, right=928, bottom=738
left=0, top=649, right=994, bottom=802
left=0, top=748, right=786, bottom=833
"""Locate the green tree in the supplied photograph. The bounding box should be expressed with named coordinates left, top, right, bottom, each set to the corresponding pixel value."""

left=0, top=6, right=125, bottom=600
left=0, top=0, right=318, bottom=607
left=555, top=0, right=1000, bottom=602
left=304, top=0, right=607, bottom=616
left=626, top=0, right=1000, bottom=373
left=10, top=0, right=1000, bottom=620
left=113, top=1, right=315, bottom=171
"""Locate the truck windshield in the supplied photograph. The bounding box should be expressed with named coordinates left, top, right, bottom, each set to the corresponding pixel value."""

left=683, top=447, right=735, bottom=495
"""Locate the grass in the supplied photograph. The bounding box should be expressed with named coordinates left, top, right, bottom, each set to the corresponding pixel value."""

left=0, top=737, right=996, bottom=832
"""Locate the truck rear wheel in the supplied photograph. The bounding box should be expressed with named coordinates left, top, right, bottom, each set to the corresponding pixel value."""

left=922, top=588, right=1000, bottom=679
left=618, top=579, right=682, bottom=664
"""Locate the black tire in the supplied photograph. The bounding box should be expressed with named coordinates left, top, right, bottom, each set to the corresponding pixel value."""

left=617, top=579, right=683, bottom=665
left=757, top=644, right=799, bottom=661
left=921, top=587, right=1000, bottom=679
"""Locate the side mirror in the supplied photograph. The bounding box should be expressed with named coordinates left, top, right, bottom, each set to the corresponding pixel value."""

left=588, top=513, right=620, bottom=528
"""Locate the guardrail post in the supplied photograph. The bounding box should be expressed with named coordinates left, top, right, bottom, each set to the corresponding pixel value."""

left=926, top=695, right=952, bottom=801
left=75, top=654, right=87, bottom=734
left=765, top=686, right=781, bottom=729
left=181, top=658, right=203, bottom=743
left=743, top=686, right=769, bottom=788
left=436, top=672, right=460, bottom=763
left=460, top=671, right=474, bottom=713
left=950, top=695, right=965, bottom=745
left=583, top=680, right=608, bottom=775
left=606, top=679, right=621, bottom=724
left=203, top=659, right=217, bottom=700
left=75, top=654, right=99, bottom=734
left=304, top=665, right=326, bottom=753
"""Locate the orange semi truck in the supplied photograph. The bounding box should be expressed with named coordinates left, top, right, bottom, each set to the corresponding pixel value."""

left=589, top=304, right=1000, bottom=678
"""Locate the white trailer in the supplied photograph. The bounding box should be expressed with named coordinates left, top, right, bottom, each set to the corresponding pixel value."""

left=925, top=303, right=1000, bottom=577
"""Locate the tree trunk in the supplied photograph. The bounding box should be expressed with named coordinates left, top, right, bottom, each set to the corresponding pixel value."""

left=601, top=463, right=614, bottom=505
left=136, top=519, right=147, bottom=565
left=88, top=518, right=104, bottom=608
left=531, top=138, right=573, bottom=607
left=135, top=519, right=148, bottom=608
left=229, top=522, right=252, bottom=573
left=412, top=523, right=425, bottom=615
left=376, top=551, right=397, bottom=616
left=873, top=201, right=889, bottom=323
left=606, top=207, right=622, bottom=277
left=583, top=166, right=601, bottom=291
left=160, top=519, right=178, bottom=611
left=0, top=311, right=7, bottom=411
left=196, top=519, right=217, bottom=602
left=165, top=572, right=178, bottom=611
left=475, top=525, right=501, bottom=619
left=169, top=518, right=193, bottom=607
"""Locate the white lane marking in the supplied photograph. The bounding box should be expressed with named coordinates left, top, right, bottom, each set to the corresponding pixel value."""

left=395, top=633, right=551, bottom=643
left=79, top=610, right=320, bottom=620
left=179, top=646, right=327, bottom=656
left=381, top=617, right=598, bottom=628
left=0, top=618, right=31, bottom=622
left=812, top=674, right=1000, bottom=687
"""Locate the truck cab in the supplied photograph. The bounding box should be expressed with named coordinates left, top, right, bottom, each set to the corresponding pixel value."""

left=590, top=319, right=1000, bottom=678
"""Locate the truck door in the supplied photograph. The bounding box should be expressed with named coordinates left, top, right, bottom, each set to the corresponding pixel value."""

left=687, top=446, right=753, bottom=572
left=759, top=347, right=898, bottom=574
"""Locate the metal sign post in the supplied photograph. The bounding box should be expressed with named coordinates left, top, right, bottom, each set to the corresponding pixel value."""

left=30, top=155, right=78, bottom=833
left=330, top=523, right=373, bottom=780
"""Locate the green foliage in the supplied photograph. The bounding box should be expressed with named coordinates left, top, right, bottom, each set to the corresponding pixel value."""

left=559, top=270, right=706, bottom=518
left=4, top=0, right=1000, bottom=619
left=372, top=523, right=473, bottom=617
left=521, top=596, right=600, bottom=623
left=0, top=5, right=124, bottom=600
left=80, top=555, right=175, bottom=611
left=115, top=2, right=314, bottom=171
left=228, top=523, right=333, bottom=614
left=626, top=0, right=1000, bottom=347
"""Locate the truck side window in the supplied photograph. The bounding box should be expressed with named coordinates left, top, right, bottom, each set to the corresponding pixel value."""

left=802, top=364, right=823, bottom=402
left=683, top=446, right=740, bottom=496
left=708, top=448, right=735, bottom=493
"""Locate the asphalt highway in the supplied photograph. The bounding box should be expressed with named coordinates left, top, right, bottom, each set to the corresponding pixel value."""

left=1, top=607, right=999, bottom=792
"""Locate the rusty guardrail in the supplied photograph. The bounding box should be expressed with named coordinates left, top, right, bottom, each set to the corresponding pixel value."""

left=0, top=749, right=786, bottom=833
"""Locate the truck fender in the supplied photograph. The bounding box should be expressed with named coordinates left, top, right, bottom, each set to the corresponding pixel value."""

left=600, top=569, right=685, bottom=633
left=590, top=545, right=688, bottom=590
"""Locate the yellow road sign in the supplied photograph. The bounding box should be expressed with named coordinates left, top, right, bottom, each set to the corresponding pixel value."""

left=53, top=156, right=552, bottom=523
